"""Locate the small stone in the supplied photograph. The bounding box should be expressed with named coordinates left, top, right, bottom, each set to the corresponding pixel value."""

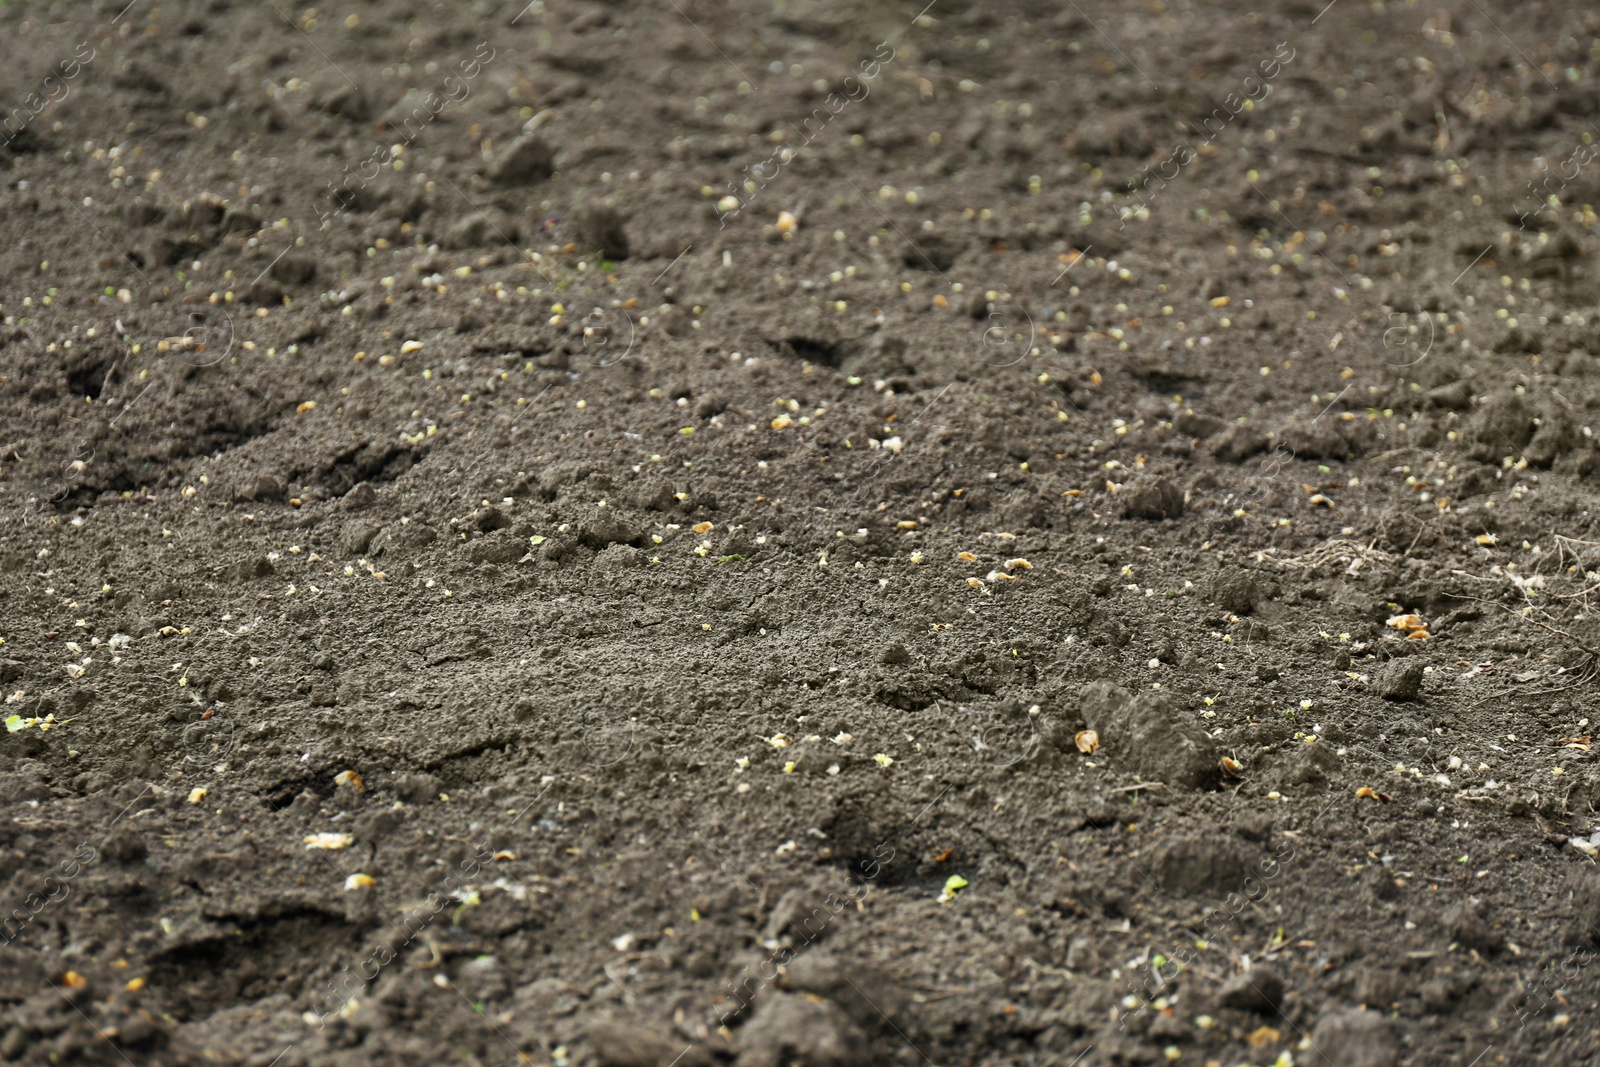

left=1216, top=966, right=1285, bottom=1014
left=1376, top=660, right=1425, bottom=701
left=1311, top=1009, right=1398, bottom=1067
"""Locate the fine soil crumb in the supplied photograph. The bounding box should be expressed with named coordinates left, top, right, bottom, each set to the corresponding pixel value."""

left=490, top=134, right=556, bottom=185
left=1149, top=834, right=1252, bottom=896
left=1079, top=682, right=1220, bottom=789
left=585, top=1018, right=702, bottom=1067
left=1442, top=899, right=1505, bottom=955
left=1208, top=572, right=1262, bottom=615
left=735, top=992, right=865, bottom=1067
left=1311, top=1009, right=1399, bottom=1067
left=1122, top=478, right=1185, bottom=520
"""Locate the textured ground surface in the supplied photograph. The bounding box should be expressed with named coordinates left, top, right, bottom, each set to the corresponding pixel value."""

left=5, top=0, right=1600, bottom=1064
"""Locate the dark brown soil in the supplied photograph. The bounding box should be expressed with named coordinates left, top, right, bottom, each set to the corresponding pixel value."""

left=5, top=0, right=1600, bottom=1064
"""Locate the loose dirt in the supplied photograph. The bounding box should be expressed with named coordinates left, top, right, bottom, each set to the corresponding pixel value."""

left=5, top=1, right=1600, bottom=1065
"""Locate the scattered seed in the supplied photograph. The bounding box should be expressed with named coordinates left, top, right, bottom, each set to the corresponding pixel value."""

left=1386, top=613, right=1428, bottom=634
left=304, top=832, right=354, bottom=850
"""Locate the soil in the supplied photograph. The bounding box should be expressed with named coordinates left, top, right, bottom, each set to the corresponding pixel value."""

left=5, top=0, right=1600, bottom=1064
